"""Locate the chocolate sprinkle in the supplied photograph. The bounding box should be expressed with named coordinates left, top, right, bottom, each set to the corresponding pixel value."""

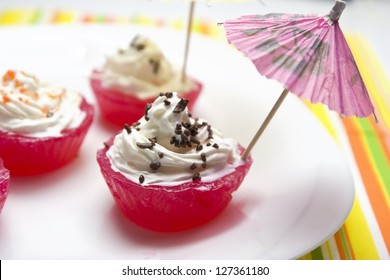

left=196, top=144, right=203, bottom=151
left=149, top=161, right=161, bottom=170
left=159, top=92, right=164, bottom=97
left=207, top=125, right=213, bottom=139
left=136, top=127, right=141, bottom=131
left=165, top=92, right=173, bottom=98
left=149, top=137, right=157, bottom=144
left=144, top=103, right=152, bottom=120
left=191, top=138, right=200, bottom=145
left=139, top=175, right=145, bottom=184
left=136, top=142, right=154, bottom=149
left=164, top=100, right=171, bottom=106
left=173, top=99, right=189, bottom=113
left=190, top=163, right=197, bottom=170
left=158, top=152, right=164, bottom=159
left=183, top=129, right=191, bottom=136
left=192, top=172, right=201, bottom=181
left=175, top=123, right=182, bottom=135
left=130, top=35, right=145, bottom=51
left=149, top=58, right=160, bottom=74
left=46, top=111, right=54, bottom=118
left=202, top=163, right=207, bottom=169
left=124, top=124, right=132, bottom=134
left=201, top=153, right=206, bottom=162
left=212, top=143, right=219, bottom=149
left=206, top=143, right=211, bottom=147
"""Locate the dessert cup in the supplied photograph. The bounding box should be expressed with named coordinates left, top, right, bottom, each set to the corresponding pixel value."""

left=0, top=157, right=9, bottom=213
left=90, top=35, right=203, bottom=126
left=0, top=70, right=94, bottom=175
left=90, top=71, right=202, bottom=126
left=97, top=140, right=251, bottom=232
left=0, top=98, right=93, bottom=175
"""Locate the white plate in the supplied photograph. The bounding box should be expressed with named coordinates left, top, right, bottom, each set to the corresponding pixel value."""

left=0, top=25, right=354, bottom=260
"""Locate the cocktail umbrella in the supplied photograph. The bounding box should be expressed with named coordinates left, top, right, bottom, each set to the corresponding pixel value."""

left=222, top=0, right=377, bottom=160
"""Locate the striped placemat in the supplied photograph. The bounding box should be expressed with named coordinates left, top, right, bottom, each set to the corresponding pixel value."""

left=1, top=8, right=389, bottom=260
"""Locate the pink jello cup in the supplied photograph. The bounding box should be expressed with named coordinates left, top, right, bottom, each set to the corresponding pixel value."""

left=97, top=138, right=252, bottom=232
left=90, top=70, right=203, bottom=126
left=0, top=97, right=94, bottom=176
left=0, top=157, right=10, bottom=214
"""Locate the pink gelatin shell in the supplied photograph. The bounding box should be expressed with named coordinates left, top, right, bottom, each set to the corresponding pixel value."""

left=0, top=98, right=94, bottom=175
left=0, top=157, right=10, bottom=213
left=96, top=139, right=252, bottom=232
left=90, top=70, right=203, bottom=126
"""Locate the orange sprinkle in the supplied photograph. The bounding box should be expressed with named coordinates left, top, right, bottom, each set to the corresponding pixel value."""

left=14, top=80, right=22, bottom=88
left=2, top=70, right=16, bottom=82
left=48, top=93, right=60, bottom=99
left=19, top=87, right=26, bottom=93
left=2, top=95, right=10, bottom=103
left=41, top=108, right=48, bottom=115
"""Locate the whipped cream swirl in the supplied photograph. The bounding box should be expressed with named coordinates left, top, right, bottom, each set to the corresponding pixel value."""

left=107, top=92, right=242, bottom=186
left=0, top=70, right=86, bottom=137
left=98, top=35, right=194, bottom=99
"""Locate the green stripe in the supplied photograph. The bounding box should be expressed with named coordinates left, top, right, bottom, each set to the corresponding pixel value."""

left=356, top=118, right=390, bottom=199
left=29, top=9, right=42, bottom=25
left=310, top=246, right=324, bottom=260
left=95, top=15, right=107, bottom=23
left=339, top=227, right=353, bottom=259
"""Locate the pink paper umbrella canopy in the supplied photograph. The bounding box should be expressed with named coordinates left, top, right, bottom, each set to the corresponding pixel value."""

left=223, top=0, right=376, bottom=119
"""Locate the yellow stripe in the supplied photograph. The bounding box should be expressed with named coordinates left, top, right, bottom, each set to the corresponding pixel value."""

left=116, top=16, right=131, bottom=24
left=52, top=10, right=75, bottom=23
left=192, top=20, right=203, bottom=33
left=0, top=9, right=36, bottom=24
left=320, top=242, right=330, bottom=259
left=346, top=35, right=390, bottom=130
left=328, top=236, right=341, bottom=260
left=209, top=24, right=225, bottom=40
left=299, top=253, right=313, bottom=260
left=344, top=196, right=380, bottom=259
left=325, top=240, right=334, bottom=260
left=131, top=15, right=155, bottom=26
left=170, top=19, right=184, bottom=30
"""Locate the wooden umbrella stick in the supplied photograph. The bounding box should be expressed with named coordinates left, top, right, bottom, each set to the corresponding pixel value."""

left=241, top=88, right=289, bottom=161
left=181, top=0, right=195, bottom=83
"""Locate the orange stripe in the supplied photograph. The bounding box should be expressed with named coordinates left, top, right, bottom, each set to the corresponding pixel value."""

left=155, top=18, right=166, bottom=27
left=343, top=224, right=357, bottom=259
left=343, top=118, right=390, bottom=253
left=81, top=14, right=93, bottom=23
left=334, top=231, right=347, bottom=260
